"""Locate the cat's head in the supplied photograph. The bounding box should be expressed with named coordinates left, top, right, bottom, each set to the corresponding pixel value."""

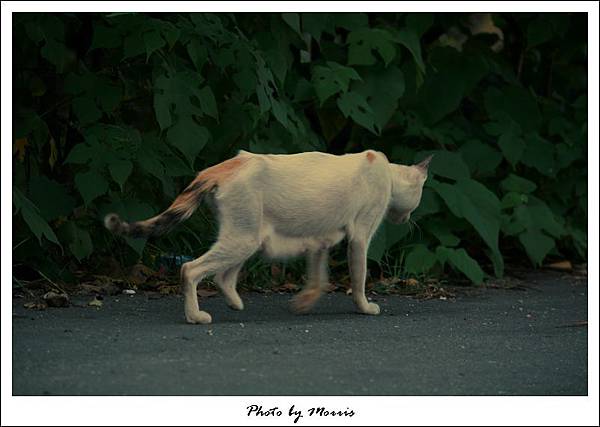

left=387, top=155, right=432, bottom=224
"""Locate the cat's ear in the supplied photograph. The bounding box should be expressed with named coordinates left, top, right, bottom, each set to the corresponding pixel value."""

left=415, top=154, right=434, bottom=173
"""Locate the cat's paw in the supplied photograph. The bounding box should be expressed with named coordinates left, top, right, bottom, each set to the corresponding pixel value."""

left=185, top=310, right=212, bottom=324
left=226, top=295, right=244, bottom=311
left=360, top=302, right=380, bottom=316
left=291, top=288, right=321, bottom=313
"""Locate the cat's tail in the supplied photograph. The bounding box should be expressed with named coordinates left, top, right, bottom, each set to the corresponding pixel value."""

left=104, top=156, right=249, bottom=238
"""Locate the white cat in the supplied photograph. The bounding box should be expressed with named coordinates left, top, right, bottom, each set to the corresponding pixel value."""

left=105, top=150, right=432, bottom=324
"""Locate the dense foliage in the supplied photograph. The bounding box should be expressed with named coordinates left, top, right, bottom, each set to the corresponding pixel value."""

left=12, top=12, right=587, bottom=286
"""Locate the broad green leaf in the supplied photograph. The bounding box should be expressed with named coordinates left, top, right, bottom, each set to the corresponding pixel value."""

left=521, top=133, right=555, bottom=176
left=123, top=32, right=145, bottom=58
left=428, top=223, right=460, bottom=247
left=484, top=86, right=541, bottom=133
left=333, top=13, right=369, bottom=31
left=96, top=83, right=122, bottom=113
left=72, top=96, right=102, bottom=125
left=187, top=39, right=209, bottom=72
left=393, top=28, right=425, bottom=73
left=431, top=178, right=503, bottom=277
left=29, top=176, right=76, bottom=221
left=500, top=174, right=537, bottom=194
left=501, top=192, right=528, bottom=209
left=348, top=28, right=396, bottom=67
left=109, top=159, right=133, bottom=190
left=167, top=116, right=210, bottom=165
left=281, top=13, right=301, bottom=37
left=519, top=229, right=555, bottom=266
left=353, top=65, right=404, bottom=131
left=41, top=39, right=71, bottom=73
left=198, top=85, right=218, bottom=119
left=68, top=225, right=93, bottom=261
left=404, top=244, right=437, bottom=275
left=312, top=62, right=361, bottom=105
left=498, top=126, right=524, bottom=168
left=75, top=170, right=109, bottom=206
left=458, top=140, right=503, bottom=176
left=302, top=13, right=335, bottom=42
left=143, top=29, right=165, bottom=61
left=64, top=144, right=93, bottom=164
left=436, top=246, right=484, bottom=284
left=90, top=24, right=120, bottom=50
left=415, top=150, right=470, bottom=181
left=406, top=13, right=434, bottom=37
left=337, top=91, right=378, bottom=134
left=13, top=188, right=61, bottom=247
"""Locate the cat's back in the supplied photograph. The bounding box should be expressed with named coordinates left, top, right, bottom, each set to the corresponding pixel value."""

left=238, top=149, right=389, bottom=180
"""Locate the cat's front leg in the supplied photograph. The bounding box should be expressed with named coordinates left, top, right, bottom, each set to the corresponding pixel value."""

left=348, top=240, right=380, bottom=315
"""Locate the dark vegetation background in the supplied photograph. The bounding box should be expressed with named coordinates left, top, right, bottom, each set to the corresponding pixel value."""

left=12, top=12, right=587, bottom=292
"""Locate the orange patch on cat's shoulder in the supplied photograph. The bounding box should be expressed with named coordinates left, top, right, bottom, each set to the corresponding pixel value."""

left=366, top=151, right=376, bottom=163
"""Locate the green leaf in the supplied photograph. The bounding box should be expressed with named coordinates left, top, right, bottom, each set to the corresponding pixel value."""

left=393, top=28, right=425, bottom=73
left=484, top=86, right=541, bottom=133
left=436, top=246, right=484, bottom=284
left=29, top=176, right=76, bottom=221
left=519, top=229, right=555, bottom=266
left=353, top=65, right=404, bottom=131
left=500, top=174, right=537, bottom=194
left=428, top=223, right=460, bottom=247
left=348, top=28, right=396, bottom=67
left=109, top=159, right=133, bottom=190
left=187, top=39, right=209, bottom=72
left=64, top=144, right=93, bottom=164
left=68, top=225, right=93, bottom=262
left=41, top=39, right=71, bottom=73
left=521, top=133, right=555, bottom=176
left=281, top=13, right=301, bottom=37
left=13, top=188, right=61, bottom=247
left=72, top=96, right=102, bottom=126
left=404, top=244, right=437, bottom=275
left=123, top=32, right=145, bottom=59
left=198, top=85, right=218, bottom=119
left=90, top=24, right=120, bottom=50
left=415, top=150, right=470, bottom=181
left=337, top=91, right=378, bottom=134
left=368, top=221, right=410, bottom=262
left=431, top=178, right=503, bottom=277
left=498, top=126, right=524, bottom=168
left=333, top=13, right=369, bottom=31
left=143, top=29, right=166, bottom=61
left=459, top=140, right=503, bottom=176
left=406, top=13, right=434, bottom=37
left=501, top=192, right=528, bottom=209
left=302, top=13, right=335, bottom=42
left=312, top=62, right=361, bottom=105
left=75, top=170, right=109, bottom=206
left=167, top=116, right=210, bottom=165
left=96, top=83, right=122, bottom=113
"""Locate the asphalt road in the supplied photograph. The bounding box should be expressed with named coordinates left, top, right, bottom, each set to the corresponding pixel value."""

left=12, top=271, right=587, bottom=395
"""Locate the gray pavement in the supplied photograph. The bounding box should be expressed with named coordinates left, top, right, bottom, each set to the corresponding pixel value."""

left=12, top=271, right=587, bottom=395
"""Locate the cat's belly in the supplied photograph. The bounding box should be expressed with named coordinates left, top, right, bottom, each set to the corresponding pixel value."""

left=259, top=223, right=345, bottom=259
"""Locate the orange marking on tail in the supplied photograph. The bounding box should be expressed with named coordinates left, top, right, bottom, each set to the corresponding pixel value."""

left=196, top=156, right=249, bottom=192
left=168, top=156, right=249, bottom=216
left=366, top=152, right=376, bottom=163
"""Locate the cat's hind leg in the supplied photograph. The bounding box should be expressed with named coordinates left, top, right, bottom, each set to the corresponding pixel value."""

left=181, top=237, right=258, bottom=324
left=292, top=249, right=329, bottom=313
left=215, top=263, right=244, bottom=310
